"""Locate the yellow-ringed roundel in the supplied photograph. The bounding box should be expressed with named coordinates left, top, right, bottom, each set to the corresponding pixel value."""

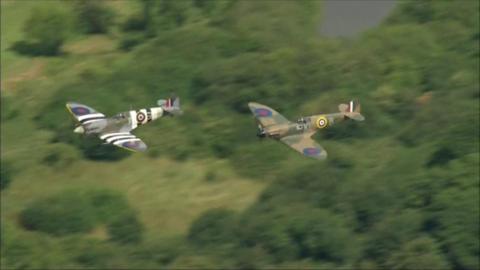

left=316, top=116, right=328, bottom=129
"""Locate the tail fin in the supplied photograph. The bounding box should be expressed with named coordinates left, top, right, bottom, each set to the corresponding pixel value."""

left=339, top=100, right=365, bottom=121
left=158, top=95, right=182, bottom=116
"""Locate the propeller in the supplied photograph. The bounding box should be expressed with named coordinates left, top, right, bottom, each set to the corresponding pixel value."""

left=257, top=124, right=267, bottom=139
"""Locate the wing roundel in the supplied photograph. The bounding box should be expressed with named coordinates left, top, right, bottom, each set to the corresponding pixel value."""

left=66, top=102, right=105, bottom=124
left=280, top=134, right=327, bottom=160
left=248, top=102, right=290, bottom=127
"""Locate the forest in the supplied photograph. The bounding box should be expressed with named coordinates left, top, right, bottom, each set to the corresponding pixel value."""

left=1, top=0, right=479, bottom=269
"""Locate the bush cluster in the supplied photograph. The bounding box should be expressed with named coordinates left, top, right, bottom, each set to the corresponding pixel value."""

left=19, top=189, right=144, bottom=244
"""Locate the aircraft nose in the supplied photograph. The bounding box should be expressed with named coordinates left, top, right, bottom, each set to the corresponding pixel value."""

left=257, top=132, right=266, bottom=138
left=257, top=126, right=267, bottom=138
left=74, top=126, right=85, bottom=134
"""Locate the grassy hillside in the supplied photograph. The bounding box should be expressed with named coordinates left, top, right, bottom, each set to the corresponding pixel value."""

left=1, top=0, right=479, bottom=269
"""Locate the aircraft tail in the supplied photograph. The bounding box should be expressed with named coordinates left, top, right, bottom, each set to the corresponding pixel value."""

left=158, top=95, right=182, bottom=116
left=338, top=100, right=365, bottom=121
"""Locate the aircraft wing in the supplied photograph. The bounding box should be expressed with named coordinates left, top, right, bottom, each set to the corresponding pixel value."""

left=280, top=133, right=327, bottom=160
left=99, top=132, right=147, bottom=152
left=66, top=102, right=106, bottom=124
left=248, top=102, right=290, bottom=127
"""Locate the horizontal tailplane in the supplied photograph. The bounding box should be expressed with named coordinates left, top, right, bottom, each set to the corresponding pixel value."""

left=339, top=100, right=365, bottom=121
left=158, top=95, right=183, bottom=116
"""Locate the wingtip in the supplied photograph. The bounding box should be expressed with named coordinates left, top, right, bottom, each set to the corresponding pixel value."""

left=317, top=151, right=328, bottom=161
left=248, top=102, right=266, bottom=110
left=65, top=103, right=74, bottom=115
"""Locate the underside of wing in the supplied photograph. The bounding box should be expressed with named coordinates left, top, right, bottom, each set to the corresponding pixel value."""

left=280, top=134, right=327, bottom=160
left=66, top=102, right=105, bottom=124
left=248, top=102, right=290, bottom=127
left=99, top=132, right=147, bottom=152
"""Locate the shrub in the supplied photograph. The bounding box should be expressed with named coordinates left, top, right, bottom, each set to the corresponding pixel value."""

left=0, top=96, right=20, bottom=120
left=122, top=14, right=147, bottom=32
left=188, top=208, right=238, bottom=246
left=0, top=161, right=13, bottom=191
left=42, top=144, right=79, bottom=168
left=73, top=0, right=115, bottom=34
left=287, top=209, right=357, bottom=263
left=19, top=192, right=96, bottom=235
left=132, top=237, right=185, bottom=265
left=211, top=141, right=233, bottom=159
left=203, top=169, right=217, bottom=182
left=107, top=211, right=144, bottom=244
left=88, top=189, right=131, bottom=223
left=119, top=33, right=146, bottom=52
left=72, top=239, right=116, bottom=268
left=385, top=237, right=449, bottom=270
left=365, top=210, right=424, bottom=261
left=425, top=146, right=457, bottom=167
left=429, top=186, right=479, bottom=270
left=19, top=189, right=142, bottom=239
left=14, top=6, right=70, bottom=56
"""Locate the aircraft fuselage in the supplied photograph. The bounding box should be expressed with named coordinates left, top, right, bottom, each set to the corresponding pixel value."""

left=262, top=112, right=347, bottom=139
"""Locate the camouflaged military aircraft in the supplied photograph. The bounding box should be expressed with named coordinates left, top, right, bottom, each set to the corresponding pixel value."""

left=248, top=101, right=364, bottom=160
left=66, top=96, right=182, bottom=152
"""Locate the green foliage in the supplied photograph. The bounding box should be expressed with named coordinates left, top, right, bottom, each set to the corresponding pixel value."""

left=131, top=237, right=185, bottom=266
left=41, top=143, right=79, bottom=168
left=429, top=175, right=479, bottom=269
left=287, top=209, right=357, bottom=263
left=14, top=6, right=69, bottom=56
left=256, top=162, right=345, bottom=210
left=1, top=96, right=20, bottom=120
left=237, top=206, right=357, bottom=264
left=193, top=0, right=219, bottom=16
left=73, top=0, right=115, bottom=34
left=119, top=32, right=146, bottom=51
left=73, top=240, right=116, bottom=268
left=19, top=191, right=96, bottom=235
left=155, top=1, right=193, bottom=30
left=122, top=14, right=147, bottom=32
left=107, top=211, right=144, bottom=244
left=365, top=210, right=424, bottom=261
left=188, top=208, right=237, bottom=246
left=426, top=146, right=456, bottom=167
left=1, top=222, right=73, bottom=269
left=19, top=189, right=143, bottom=241
left=87, top=189, right=132, bottom=223
left=385, top=236, right=450, bottom=270
left=203, top=169, right=217, bottom=182
left=0, top=161, right=13, bottom=191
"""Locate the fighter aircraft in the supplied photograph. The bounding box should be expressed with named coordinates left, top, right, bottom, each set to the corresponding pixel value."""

left=248, top=101, right=364, bottom=160
left=66, top=96, right=182, bottom=152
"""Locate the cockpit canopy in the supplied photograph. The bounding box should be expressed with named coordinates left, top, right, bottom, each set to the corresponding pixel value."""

left=112, top=112, right=128, bottom=119
left=297, top=117, right=307, bottom=124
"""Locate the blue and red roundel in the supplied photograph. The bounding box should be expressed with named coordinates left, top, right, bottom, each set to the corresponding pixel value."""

left=303, top=147, right=321, bottom=156
left=254, top=108, right=272, bottom=117
left=72, top=106, right=91, bottom=116
left=123, top=140, right=140, bottom=148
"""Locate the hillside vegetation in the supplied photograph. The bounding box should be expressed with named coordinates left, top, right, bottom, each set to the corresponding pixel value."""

left=1, top=0, right=479, bottom=269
